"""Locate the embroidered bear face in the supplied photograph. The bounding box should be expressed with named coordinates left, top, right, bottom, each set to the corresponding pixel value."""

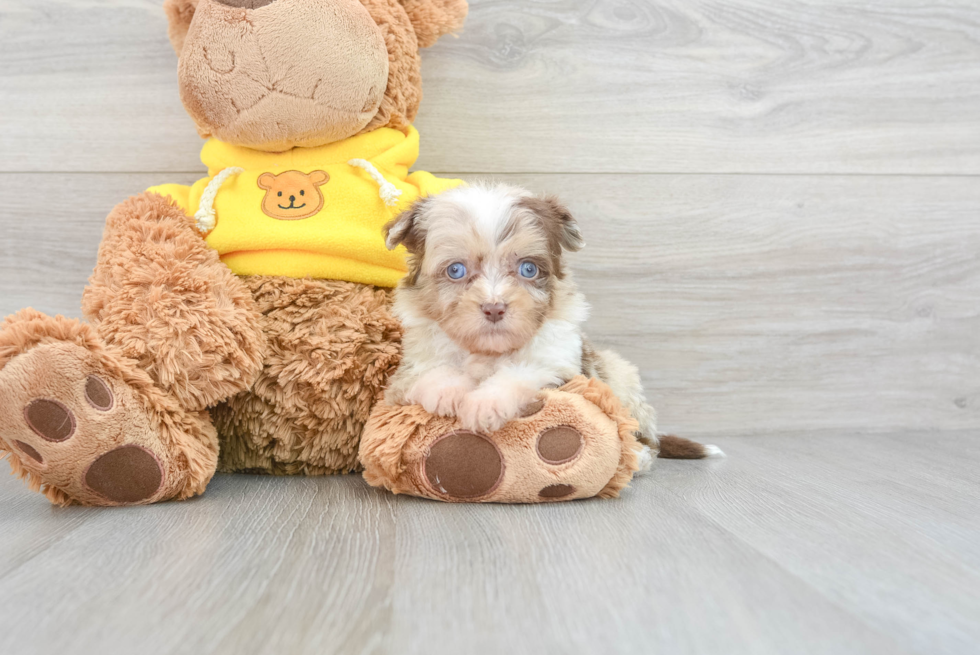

left=257, top=170, right=330, bottom=220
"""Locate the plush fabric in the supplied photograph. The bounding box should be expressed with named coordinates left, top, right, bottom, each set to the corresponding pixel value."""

left=82, top=192, right=266, bottom=413
left=213, top=277, right=403, bottom=475
left=162, top=0, right=467, bottom=151
left=148, top=127, right=462, bottom=286
left=163, top=0, right=199, bottom=55
left=175, top=0, right=390, bottom=150
left=0, top=311, right=218, bottom=506
left=357, top=0, right=425, bottom=134
left=359, top=376, right=642, bottom=503
left=398, top=0, right=469, bottom=48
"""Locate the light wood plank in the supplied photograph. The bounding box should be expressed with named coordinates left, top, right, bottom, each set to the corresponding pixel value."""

left=0, top=173, right=199, bottom=317
left=0, top=473, right=400, bottom=655
left=417, top=0, right=980, bottom=174
left=378, top=469, right=909, bottom=655
left=3, top=433, right=978, bottom=654
left=2, top=172, right=977, bottom=434
left=2, top=434, right=946, bottom=655
left=655, top=430, right=980, bottom=655
left=1, top=0, right=979, bottom=174
left=504, top=173, right=980, bottom=436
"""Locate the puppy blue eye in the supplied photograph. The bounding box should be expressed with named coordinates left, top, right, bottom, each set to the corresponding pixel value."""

left=447, top=263, right=467, bottom=280
left=519, top=261, right=538, bottom=278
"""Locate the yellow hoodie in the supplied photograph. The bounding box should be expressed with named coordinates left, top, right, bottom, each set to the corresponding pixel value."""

left=149, top=126, right=461, bottom=288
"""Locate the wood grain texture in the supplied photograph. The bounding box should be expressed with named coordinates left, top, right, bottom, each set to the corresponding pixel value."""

left=2, top=172, right=976, bottom=435
left=1, top=1, right=978, bottom=653
left=656, top=431, right=980, bottom=655
left=1, top=0, right=979, bottom=174
left=2, top=432, right=978, bottom=655
left=416, top=0, right=980, bottom=174
left=508, top=173, right=980, bottom=436
left=0, top=173, right=199, bottom=317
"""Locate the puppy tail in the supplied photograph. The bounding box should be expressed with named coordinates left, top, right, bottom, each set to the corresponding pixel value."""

left=584, top=346, right=726, bottom=463
left=656, top=435, right=725, bottom=460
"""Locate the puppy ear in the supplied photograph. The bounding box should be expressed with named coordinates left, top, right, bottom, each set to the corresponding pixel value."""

left=548, top=197, right=586, bottom=252
left=521, top=195, right=585, bottom=253
left=398, top=0, right=469, bottom=49
left=163, top=0, right=200, bottom=56
left=384, top=198, right=429, bottom=252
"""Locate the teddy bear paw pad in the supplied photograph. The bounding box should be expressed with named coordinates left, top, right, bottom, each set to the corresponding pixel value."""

left=85, top=446, right=163, bottom=504
left=536, top=426, right=584, bottom=465
left=519, top=398, right=545, bottom=418
left=424, top=431, right=504, bottom=500
left=84, top=375, right=114, bottom=410
left=539, top=484, right=576, bottom=499
left=13, top=440, right=44, bottom=464
left=24, top=399, right=77, bottom=442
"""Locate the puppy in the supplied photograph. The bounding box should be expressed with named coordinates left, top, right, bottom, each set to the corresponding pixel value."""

left=383, top=184, right=722, bottom=469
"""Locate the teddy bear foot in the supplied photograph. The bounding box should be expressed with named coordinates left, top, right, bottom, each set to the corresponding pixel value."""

left=360, top=376, right=642, bottom=503
left=0, top=316, right=213, bottom=506
left=421, top=422, right=603, bottom=502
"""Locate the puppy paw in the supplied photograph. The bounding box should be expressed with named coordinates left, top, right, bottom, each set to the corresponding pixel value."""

left=406, top=371, right=476, bottom=418
left=458, top=386, right=530, bottom=433
left=412, top=383, right=470, bottom=417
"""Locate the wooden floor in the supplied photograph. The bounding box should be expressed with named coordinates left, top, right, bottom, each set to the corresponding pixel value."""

left=1, top=1, right=978, bottom=653
left=1, top=432, right=979, bottom=655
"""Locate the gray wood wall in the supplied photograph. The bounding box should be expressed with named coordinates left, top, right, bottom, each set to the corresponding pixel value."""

left=1, top=0, right=978, bottom=436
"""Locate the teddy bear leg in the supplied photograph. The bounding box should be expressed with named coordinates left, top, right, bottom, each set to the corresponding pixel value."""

left=360, top=378, right=643, bottom=503
left=213, top=278, right=402, bottom=475
left=0, top=311, right=218, bottom=506
left=82, top=192, right=266, bottom=413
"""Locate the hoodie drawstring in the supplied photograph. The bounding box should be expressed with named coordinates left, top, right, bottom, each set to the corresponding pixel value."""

left=194, top=166, right=243, bottom=235
left=348, top=159, right=403, bottom=207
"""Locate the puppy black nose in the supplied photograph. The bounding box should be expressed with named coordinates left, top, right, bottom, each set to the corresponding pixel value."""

left=481, top=303, right=507, bottom=323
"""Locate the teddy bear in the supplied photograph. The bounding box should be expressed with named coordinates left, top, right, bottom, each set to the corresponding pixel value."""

left=0, top=0, right=644, bottom=507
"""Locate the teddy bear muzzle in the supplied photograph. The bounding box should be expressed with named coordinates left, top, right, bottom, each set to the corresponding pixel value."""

left=214, top=0, right=278, bottom=8
left=178, top=0, right=390, bottom=151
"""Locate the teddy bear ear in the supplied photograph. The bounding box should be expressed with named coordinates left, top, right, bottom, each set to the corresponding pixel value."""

left=398, top=0, right=469, bottom=49
left=257, top=173, right=276, bottom=190
left=163, top=0, right=200, bottom=56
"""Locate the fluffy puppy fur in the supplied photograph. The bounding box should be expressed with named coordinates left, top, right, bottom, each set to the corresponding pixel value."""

left=384, top=184, right=722, bottom=468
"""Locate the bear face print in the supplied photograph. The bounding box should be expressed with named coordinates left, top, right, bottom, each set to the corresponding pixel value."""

left=257, top=170, right=330, bottom=220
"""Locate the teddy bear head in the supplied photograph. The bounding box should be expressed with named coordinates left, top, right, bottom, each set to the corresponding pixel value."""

left=163, top=0, right=467, bottom=152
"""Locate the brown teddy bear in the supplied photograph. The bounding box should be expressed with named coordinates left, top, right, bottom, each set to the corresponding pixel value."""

left=0, top=0, right=646, bottom=506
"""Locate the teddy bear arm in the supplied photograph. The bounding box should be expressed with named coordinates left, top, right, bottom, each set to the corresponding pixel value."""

left=81, top=191, right=266, bottom=412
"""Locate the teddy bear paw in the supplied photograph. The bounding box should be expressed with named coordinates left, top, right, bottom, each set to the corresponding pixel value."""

left=420, top=390, right=624, bottom=503
left=360, top=378, right=642, bottom=504
left=0, top=341, right=170, bottom=505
